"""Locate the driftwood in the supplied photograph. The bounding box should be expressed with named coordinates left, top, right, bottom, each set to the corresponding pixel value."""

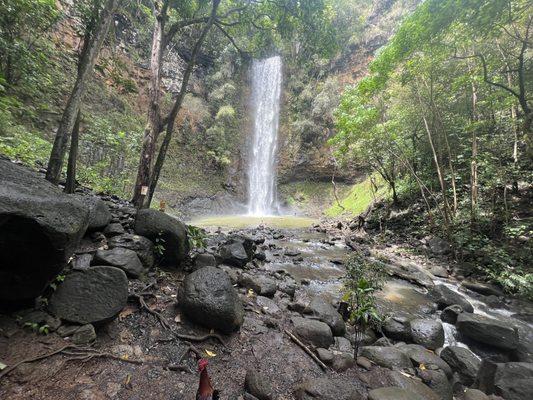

left=284, top=329, right=328, bottom=371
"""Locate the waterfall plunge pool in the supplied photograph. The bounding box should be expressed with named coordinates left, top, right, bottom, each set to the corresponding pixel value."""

left=189, top=214, right=317, bottom=229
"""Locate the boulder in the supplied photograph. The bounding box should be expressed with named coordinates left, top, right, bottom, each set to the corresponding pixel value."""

left=134, top=209, right=189, bottom=267
left=331, top=353, right=356, bottom=372
left=72, top=324, right=96, bottom=345
left=456, top=313, right=519, bottom=350
left=239, top=274, right=277, bottom=297
left=193, top=253, right=217, bottom=270
left=103, top=222, right=125, bottom=237
left=256, top=296, right=281, bottom=316
left=49, top=266, right=128, bottom=324
left=308, top=297, right=346, bottom=336
left=431, top=285, right=474, bottom=313
left=440, top=345, right=480, bottom=385
left=108, top=233, right=154, bottom=269
left=383, top=313, right=412, bottom=342
left=463, top=389, right=490, bottom=400
left=441, top=305, right=463, bottom=324
left=360, top=346, right=412, bottom=370
left=476, top=361, right=533, bottom=400
left=292, top=317, right=334, bottom=348
left=0, top=159, right=89, bottom=304
left=368, top=387, right=426, bottom=400
left=93, top=248, right=144, bottom=278
left=398, top=344, right=452, bottom=378
left=179, top=266, right=244, bottom=333
left=417, top=366, right=453, bottom=400
left=218, top=238, right=252, bottom=267
left=387, top=370, right=441, bottom=400
left=245, top=369, right=273, bottom=400
left=78, top=195, right=111, bottom=232
left=410, top=319, right=445, bottom=350
left=461, top=281, right=503, bottom=297
left=294, top=377, right=362, bottom=400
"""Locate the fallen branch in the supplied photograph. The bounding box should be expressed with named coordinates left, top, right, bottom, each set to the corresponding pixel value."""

left=284, top=329, right=328, bottom=371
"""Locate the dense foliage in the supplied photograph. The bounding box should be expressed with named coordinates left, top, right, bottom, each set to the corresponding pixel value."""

left=331, top=0, right=532, bottom=297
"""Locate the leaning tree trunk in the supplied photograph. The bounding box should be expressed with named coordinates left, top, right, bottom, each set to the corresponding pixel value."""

left=64, top=111, right=81, bottom=194
left=146, top=0, right=220, bottom=208
left=46, top=0, right=118, bottom=184
left=132, top=1, right=166, bottom=209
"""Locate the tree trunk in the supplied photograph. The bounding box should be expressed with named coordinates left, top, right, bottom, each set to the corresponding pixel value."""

left=132, top=1, right=166, bottom=208
left=64, top=110, right=81, bottom=194
left=470, top=77, right=478, bottom=222
left=46, top=0, right=117, bottom=184
left=146, top=0, right=221, bottom=208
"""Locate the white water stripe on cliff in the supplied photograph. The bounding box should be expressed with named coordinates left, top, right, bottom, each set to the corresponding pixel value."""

left=247, top=56, right=282, bottom=216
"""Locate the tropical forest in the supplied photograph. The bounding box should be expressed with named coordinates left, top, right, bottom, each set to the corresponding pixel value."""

left=0, top=0, right=532, bottom=399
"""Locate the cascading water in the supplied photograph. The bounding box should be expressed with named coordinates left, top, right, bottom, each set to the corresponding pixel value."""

left=247, top=56, right=282, bottom=216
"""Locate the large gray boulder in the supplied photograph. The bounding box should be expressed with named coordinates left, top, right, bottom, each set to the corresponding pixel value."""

left=134, top=209, right=189, bottom=267
left=292, top=317, right=334, bottom=348
left=440, top=345, right=480, bottom=385
left=308, top=297, right=346, bottom=336
left=108, top=233, right=154, bottom=269
left=179, top=266, right=244, bottom=333
left=457, top=313, right=519, bottom=350
left=476, top=361, right=533, bottom=400
left=360, top=346, right=412, bottom=370
left=431, top=285, right=474, bottom=313
left=416, top=366, right=453, bottom=400
left=93, top=248, right=144, bottom=278
left=0, top=159, right=89, bottom=304
left=218, top=237, right=253, bottom=267
left=383, top=313, right=412, bottom=342
left=410, top=319, right=445, bottom=350
left=294, top=377, right=362, bottom=400
left=387, top=370, right=441, bottom=400
left=49, top=266, right=128, bottom=324
left=398, top=344, right=452, bottom=378
left=77, top=195, right=111, bottom=232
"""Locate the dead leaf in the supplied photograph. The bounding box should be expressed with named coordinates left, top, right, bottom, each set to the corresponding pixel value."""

left=204, top=350, right=216, bottom=357
left=124, top=374, right=131, bottom=389
left=419, top=363, right=426, bottom=370
left=174, top=314, right=182, bottom=323
left=247, top=289, right=255, bottom=298
left=119, top=306, right=136, bottom=321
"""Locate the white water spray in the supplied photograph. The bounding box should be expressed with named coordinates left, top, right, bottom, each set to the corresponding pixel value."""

left=247, top=56, right=282, bottom=215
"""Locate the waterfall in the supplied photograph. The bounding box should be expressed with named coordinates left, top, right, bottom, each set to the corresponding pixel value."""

left=247, top=56, right=282, bottom=216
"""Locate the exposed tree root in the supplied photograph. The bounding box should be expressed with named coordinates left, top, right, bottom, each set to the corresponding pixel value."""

left=0, top=344, right=144, bottom=379
left=129, top=293, right=172, bottom=330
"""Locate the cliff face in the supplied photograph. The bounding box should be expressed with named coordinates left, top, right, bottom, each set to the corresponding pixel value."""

left=275, top=0, right=422, bottom=185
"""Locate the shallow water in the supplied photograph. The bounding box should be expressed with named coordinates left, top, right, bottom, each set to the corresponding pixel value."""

left=189, top=214, right=317, bottom=229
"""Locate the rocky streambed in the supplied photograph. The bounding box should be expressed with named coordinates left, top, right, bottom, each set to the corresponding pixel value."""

left=1, top=158, right=532, bottom=400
